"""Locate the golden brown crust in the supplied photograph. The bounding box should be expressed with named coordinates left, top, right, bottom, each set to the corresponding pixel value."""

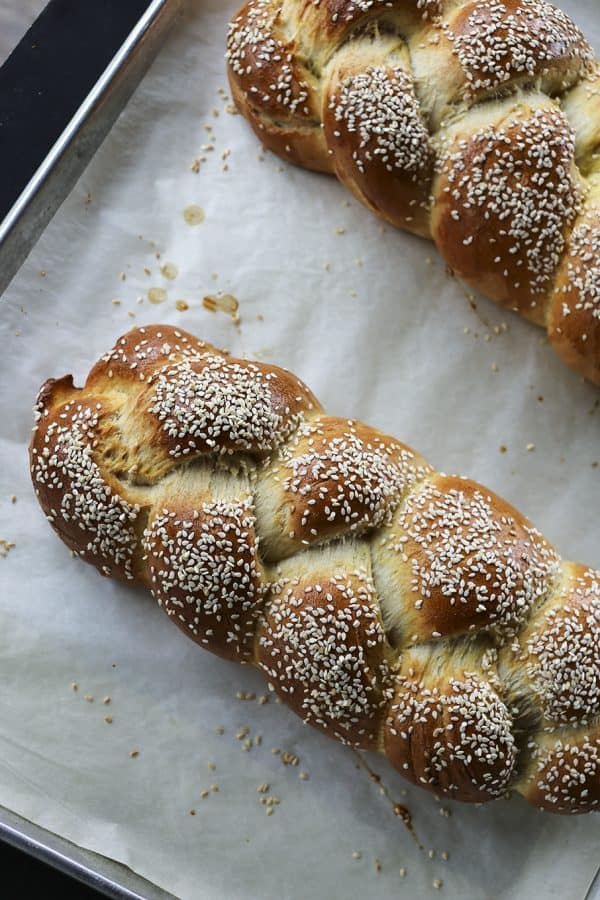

left=290, top=0, right=444, bottom=48
left=228, top=73, right=331, bottom=172
left=226, top=1, right=320, bottom=123
left=145, top=492, right=267, bottom=662
left=548, top=203, right=600, bottom=385
left=384, top=649, right=517, bottom=802
left=30, top=383, right=144, bottom=583
left=30, top=325, right=600, bottom=813
left=90, top=327, right=321, bottom=485
left=517, top=726, right=600, bottom=813
left=255, top=416, right=430, bottom=560
left=86, top=324, right=214, bottom=389
left=227, top=0, right=600, bottom=383
left=443, top=0, right=592, bottom=99
left=138, top=352, right=319, bottom=461
left=502, top=563, right=600, bottom=728
left=431, top=102, right=582, bottom=325
left=226, top=0, right=331, bottom=173
left=257, top=559, right=392, bottom=748
left=372, top=473, right=559, bottom=643
left=323, top=45, right=433, bottom=236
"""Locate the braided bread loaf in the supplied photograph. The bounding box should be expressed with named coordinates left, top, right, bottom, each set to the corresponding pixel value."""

left=226, top=0, right=600, bottom=384
left=30, top=325, right=600, bottom=814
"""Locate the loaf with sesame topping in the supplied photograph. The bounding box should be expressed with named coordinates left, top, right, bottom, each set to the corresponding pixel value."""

left=227, top=0, right=600, bottom=384
left=30, top=325, right=600, bottom=813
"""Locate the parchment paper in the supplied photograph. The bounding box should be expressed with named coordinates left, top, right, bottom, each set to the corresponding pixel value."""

left=1, top=2, right=599, bottom=898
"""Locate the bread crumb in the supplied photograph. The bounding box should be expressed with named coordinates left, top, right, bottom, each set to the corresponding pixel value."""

left=0, top=540, right=16, bottom=557
left=160, top=262, right=179, bottom=281
left=148, top=287, right=167, bottom=305
left=184, top=205, right=205, bottom=226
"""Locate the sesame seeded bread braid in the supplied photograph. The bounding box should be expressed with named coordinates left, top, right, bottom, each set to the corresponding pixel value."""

left=30, top=325, right=600, bottom=814
left=226, top=0, right=600, bottom=384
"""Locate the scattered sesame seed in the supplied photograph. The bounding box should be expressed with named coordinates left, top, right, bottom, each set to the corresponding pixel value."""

left=183, top=205, right=205, bottom=226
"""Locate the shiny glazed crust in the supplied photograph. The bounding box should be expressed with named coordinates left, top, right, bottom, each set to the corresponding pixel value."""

left=30, top=325, right=600, bottom=813
left=227, top=0, right=600, bottom=384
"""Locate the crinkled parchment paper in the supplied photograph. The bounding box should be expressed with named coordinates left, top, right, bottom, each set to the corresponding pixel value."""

left=0, top=2, right=599, bottom=898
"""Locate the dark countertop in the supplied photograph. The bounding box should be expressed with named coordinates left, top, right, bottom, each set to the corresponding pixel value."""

left=0, top=838, right=104, bottom=899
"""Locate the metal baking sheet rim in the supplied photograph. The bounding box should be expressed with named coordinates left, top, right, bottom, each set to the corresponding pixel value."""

left=1, top=801, right=598, bottom=900
left=0, top=0, right=599, bottom=897
left=0, top=0, right=184, bottom=299
left=0, top=803, right=175, bottom=898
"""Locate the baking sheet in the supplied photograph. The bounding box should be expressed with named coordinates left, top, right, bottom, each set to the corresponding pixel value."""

left=1, top=1, right=599, bottom=898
